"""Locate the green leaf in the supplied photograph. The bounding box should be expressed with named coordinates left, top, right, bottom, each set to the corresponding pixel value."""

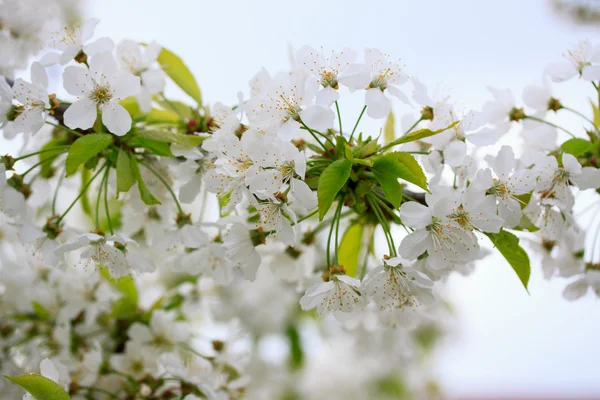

left=116, top=150, right=136, bottom=194
left=4, top=375, right=71, bottom=400
left=383, top=111, right=395, bottom=145
left=387, top=121, right=459, bottom=147
left=101, top=268, right=138, bottom=317
left=372, top=168, right=403, bottom=208
left=591, top=100, right=600, bottom=127
left=317, top=159, right=352, bottom=220
left=31, top=301, right=50, bottom=320
left=156, top=99, right=193, bottom=119
left=39, top=137, right=69, bottom=178
left=79, top=167, right=93, bottom=219
left=286, top=324, right=304, bottom=370
left=373, top=152, right=429, bottom=193
left=561, top=138, right=592, bottom=156
left=136, top=130, right=206, bottom=148
left=338, top=223, right=363, bottom=277
left=158, top=47, right=202, bottom=105
left=65, top=134, right=113, bottom=176
left=485, top=230, right=531, bottom=291
left=120, top=97, right=181, bottom=124
left=129, top=156, right=161, bottom=205
left=147, top=108, right=180, bottom=124
left=130, top=137, right=174, bottom=157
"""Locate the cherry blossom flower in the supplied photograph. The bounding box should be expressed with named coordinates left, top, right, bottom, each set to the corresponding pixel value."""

left=296, top=45, right=357, bottom=106
left=116, top=39, right=165, bottom=112
left=63, top=51, right=140, bottom=135
left=41, top=18, right=114, bottom=66
left=300, top=274, right=363, bottom=317
left=362, top=257, right=434, bottom=313
left=546, top=40, right=600, bottom=82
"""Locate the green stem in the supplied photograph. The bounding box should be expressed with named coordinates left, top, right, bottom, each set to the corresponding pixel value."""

left=350, top=105, right=367, bottom=142
left=524, top=116, right=576, bottom=138
left=326, top=200, right=343, bottom=268
left=12, top=146, right=70, bottom=162
left=335, top=101, right=342, bottom=135
left=21, top=156, right=63, bottom=177
left=403, top=117, right=423, bottom=137
left=367, top=194, right=397, bottom=256
left=95, top=170, right=106, bottom=229
left=300, top=120, right=333, bottom=155
left=293, top=208, right=318, bottom=225
left=103, top=166, right=114, bottom=234
left=139, top=159, right=185, bottom=214
left=45, top=121, right=83, bottom=137
left=334, top=203, right=342, bottom=263
left=57, top=163, right=106, bottom=224
left=51, top=169, right=65, bottom=216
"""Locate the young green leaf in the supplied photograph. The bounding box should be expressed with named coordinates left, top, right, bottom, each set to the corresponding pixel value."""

left=136, top=130, right=206, bottom=148
left=338, top=223, right=364, bottom=277
left=372, top=168, right=403, bottom=208
left=130, top=137, right=174, bottom=157
left=157, top=47, right=202, bottom=106
left=385, top=121, right=459, bottom=148
left=561, top=138, right=592, bottom=156
left=101, top=268, right=138, bottom=317
left=485, top=230, right=531, bottom=291
left=373, top=152, right=429, bottom=194
left=286, top=324, right=304, bottom=370
left=129, top=157, right=161, bottom=205
left=38, top=137, right=70, bottom=178
left=317, top=159, right=352, bottom=220
left=383, top=111, right=395, bottom=145
left=4, top=375, right=71, bottom=400
left=65, top=134, right=113, bottom=176
left=116, top=149, right=136, bottom=194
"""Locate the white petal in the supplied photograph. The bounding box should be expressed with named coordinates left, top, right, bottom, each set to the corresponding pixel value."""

left=315, top=86, right=339, bottom=107
left=102, top=102, right=132, bottom=136
left=113, top=73, right=141, bottom=100
left=300, top=106, right=335, bottom=131
left=40, top=359, right=60, bottom=383
left=387, top=85, right=410, bottom=105
left=39, top=52, right=61, bottom=66
left=83, top=37, right=115, bottom=57
left=80, top=18, right=100, bottom=42
left=278, top=118, right=300, bottom=141
left=563, top=279, right=588, bottom=301
left=493, top=145, right=516, bottom=178
left=545, top=62, right=577, bottom=82
left=365, top=88, right=390, bottom=119
left=338, top=63, right=371, bottom=91
left=64, top=99, right=97, bottom=130
left=63, top=66, right=93, bottom=96
left=399, top=202, right=432, bottom=229
left=398, top=229, right=430, bottom=260
left=444, top=140, right=467, bottom=167
left=290, top=178, right=317, bottom=210
left=572, top=167, right=600, bottom=189
left=31, top=62, right=48, bottom=88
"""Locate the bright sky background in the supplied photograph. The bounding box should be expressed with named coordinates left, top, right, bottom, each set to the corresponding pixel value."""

left=8, top=0, right=600, bottom=397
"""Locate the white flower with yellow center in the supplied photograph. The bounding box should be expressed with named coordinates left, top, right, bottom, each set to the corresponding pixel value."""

left=362, top=257, right=434, bottom=313
left=296, top=45, right=357, bottom=106
left=63, top=52, right=140, bottom=135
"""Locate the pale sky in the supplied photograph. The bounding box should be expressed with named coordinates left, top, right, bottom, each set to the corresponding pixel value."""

left=8, top=0, right=600, bottom=396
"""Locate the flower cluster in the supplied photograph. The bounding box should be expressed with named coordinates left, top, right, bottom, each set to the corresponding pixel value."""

left=1, top=10, right=600, bottom=399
